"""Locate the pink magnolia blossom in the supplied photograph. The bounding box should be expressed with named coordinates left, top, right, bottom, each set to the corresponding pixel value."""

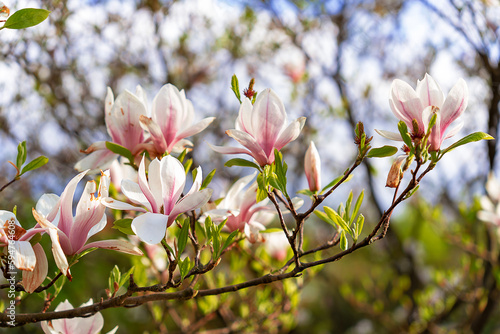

left=75, top=86, right=147, bottom=172
left=102, top=155, right=213, bottom=245
left=304, top=141, right=321, bottom=192
left=205, top=173, right=273, bottom=234
left=210, top=89, right=306, bottom=166
left=32, top=170, right=143, bottom=277
left=204, top=172, right=303, bottom=243
left=139, top=84, right=215, bottom=157
left=376, top=73, right=468, bottom=151
left=41, top=299, right=118, bottom=334
left=0, top=211, right=48, bottom=293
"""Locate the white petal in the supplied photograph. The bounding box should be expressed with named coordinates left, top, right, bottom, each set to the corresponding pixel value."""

left=80, top=239, right=143, bottom=256
left=14, top=241, right=36, bottom=271
left=374, top=129, right=403, bottom=141
left=131, top=213, right=169, bottom=245
left=121, top=179, right=152, bottom=211
left=22, top=243, right=48, bottom=293
left=101, top=197, right=148, bottom=212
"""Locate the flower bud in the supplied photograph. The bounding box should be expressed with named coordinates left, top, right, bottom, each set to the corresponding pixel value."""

left=304, top=141, right=321, bottom=192
left=386, top=155, right=407, bottom=188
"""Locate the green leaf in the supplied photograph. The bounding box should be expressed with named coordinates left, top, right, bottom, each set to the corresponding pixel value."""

left=231, top=74, right=242, bottom=103
left=314, top=210, right=336, bottom=228
left=177, top=219, right=190, bottom=256
left=224, top=158, right=261, bottom=170
left=106, top=141, right=133, bottom=162
left=297, top=189, right=315, bottom=197
left=339, top=230, right=348, bottom=251
left=398, top=121, right=413, bottom=149
left=112, top=218, right=134, bottom=235
left=179, top=257, right=191, bottom=279
left=183, top=158, right=193, bottom=174
left=321, top=174, right=353, bottom=194
left=201, top=169, right=216, bottom=190
left=20, top=156, right=48, bottom=175
left=212, top=233, right=221, bottom=260
left=324, top=206, right=353, bottom=235
left=16, top=141, right=27, bottom=169
left=404, top=185, right=420, bottom=200
left=260, top=228, right=284, bottom=233
left=256, top=173, right=268, bottom=203
left=204, top=216, right=213, bottom=241
left=177, top=149, right=188, bottom=163
left=119, top=267, right=135, bottom=288
left=3, top=8, right=50, bottom=30
left=355, top=214, right=364, bottom=239
left=75, top=247, right=97, bottom=260
left=351, top=190, right=364, bottom=224
left=440, top=132, right=494, bottom=156
left=221, top=230, right=239, bottom=255
left=345, top=191, right=353, bottom=223
left=367, top=146, right=398, bottom=158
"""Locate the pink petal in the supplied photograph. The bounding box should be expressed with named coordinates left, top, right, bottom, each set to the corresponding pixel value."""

left=168, top=188, right=213, bottom=226
left=226, top=129, right=269, bottom=166
left=58, top=171, right=88, bottom=237
left=160, top=155, right=186, bottom=215
left=274, top=116, right=306, bottom=151
left=131, top=212, right=169, bottom=245
left=304, top=141, right=321, bottom=192
left=22, top=243, right=48, bottom=293
left=108, top=90, right=146, bottom=151
left=104, top=87, right=115, bottom=138
left=101, top=197, right=148, bottom=212
left=174, top=117, right=216, bottom=143
left=208, top=143, right=254, bottom=157
left=252, top=89, right=287, bottom=157
left=390, top=79, right=424, bottom=128
left=220, top=172, right=257, bottom=210
left=152, top=84, right=185, bottom=148
left=138, top=156, right=159, bottom=212
left=416, top=73, right=445, bottom=108
left=139, top=115, right=168, bottom=154
left=422, top=106, right=442, bottom=151
left=79, top=239, right=143, bottom=256
left=440, top=78, right=468, bottom=130
left=235, top=98, right=254, bottom=134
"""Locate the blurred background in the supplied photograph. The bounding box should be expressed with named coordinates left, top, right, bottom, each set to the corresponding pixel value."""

left=1, top=0, right=499, bottom=333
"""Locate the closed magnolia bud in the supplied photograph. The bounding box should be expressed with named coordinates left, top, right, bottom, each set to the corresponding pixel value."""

left=386, top=155, right=407, bottom=188
left=305, top=141, right=321, bottom=192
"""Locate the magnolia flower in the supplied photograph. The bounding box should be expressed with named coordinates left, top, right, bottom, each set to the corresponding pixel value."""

left=376, top=73, right=468, bottom=151
left=210, top=89, right=306, bottom=166
left=478, top=173, right=500, bottom=227
left=139, top=84, right=215, bottom=157
left=304, top=141, right=321, bottom=192
left=204, top=172, right=302, bottom=243
left=204, top=173, right=273, bottom=233
left=0, top=211, right=48, bottom=293
left=32, top=170, right=143, bottom=276
left=41, top=299, right=117, bottom=334
left=103, top=155, right=213, bottom=245
left=75, top=86, right=147, bottom=172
